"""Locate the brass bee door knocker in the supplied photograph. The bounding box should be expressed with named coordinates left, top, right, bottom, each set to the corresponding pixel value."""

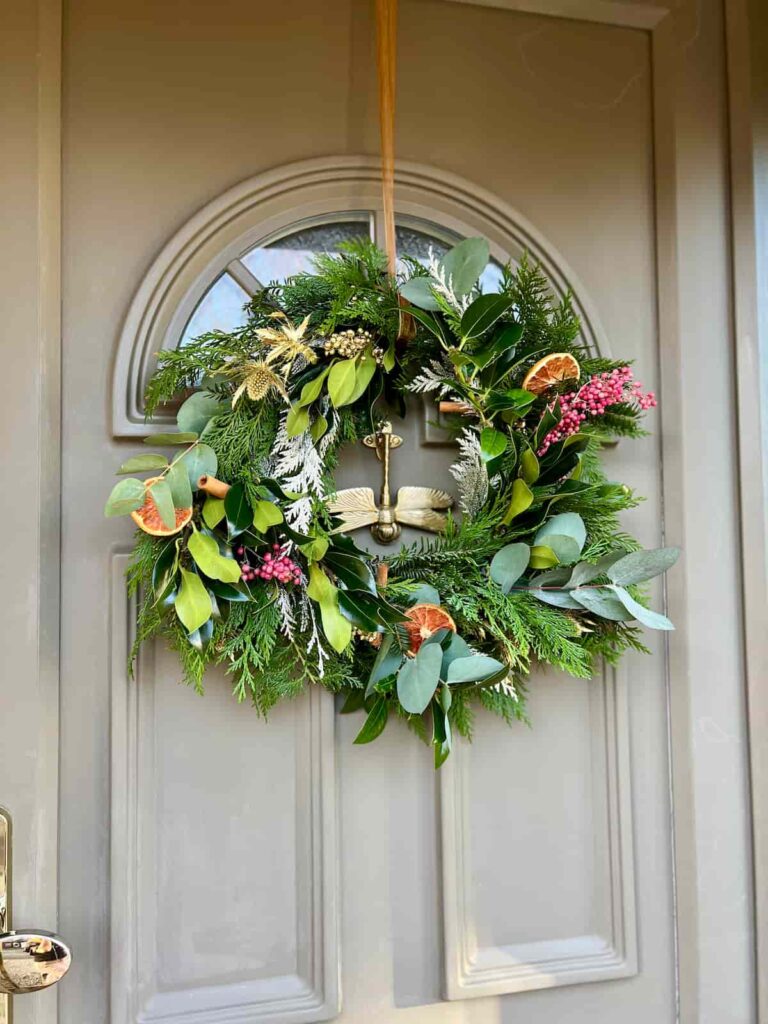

left=327, top=422, right=454, bottom=544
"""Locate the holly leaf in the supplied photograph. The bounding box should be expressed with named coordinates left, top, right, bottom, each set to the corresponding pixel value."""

left=353, top=697, right=389, bottom=744
left=224, top=482, right=252, bottom=537
left=324, top=550, right=377, bottom=594
left=174, top=569, right=213, bottom=633
left=105, top=477, right=146, bottom=517
left=460, top=293, right=514, bottom=340
left=367, top=634, right=405, bottom=695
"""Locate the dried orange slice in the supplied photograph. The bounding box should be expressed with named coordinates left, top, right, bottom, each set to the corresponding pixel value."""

left=404, top=603, right=456, bottom=654
left=130, top=476, right=192, bottom=537
left=522, top=353, right=580, bottom=395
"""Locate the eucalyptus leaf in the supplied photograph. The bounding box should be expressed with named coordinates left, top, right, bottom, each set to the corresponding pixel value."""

left=104, top=477, right=146, bottom=517
left=408, top=582, right=441, bottom=605
left=174, top=569, right=213, bottom=633
left=535, top=533, right=581, bottom=565
left=396, top=642, right=442, bottom=714
left=178, top=443, right=217, bottom=489
left=252, top=499, right=284, bottom=532
left=441, top=633, right=472, bottom=675
left=440, top=237, right=490, bottom=296
left=610, top=585, right=675, bottom=630
left=446, top=654, right=505, bottom=684
left=568, top=552, right=624, bottom=588
left=166, top=459, right=193, bottom=509
left=117, top=453, right=168, bottom=475
left=535, top=512, right=586, bottom=553
left=529, top=589, right=583, bottom=609
left=145, top=432, right=198, bottom=445
left=572, top=586, right=633, bottom=621
left=149, top=478, right=176, bottom=530
left=177, top=391, right=225, bottom=435
left=607, top=547, right=681, bottom=586
left=327, top=357, right=358, bottom=407
left=399, top=276, right=441, bottom=311
left=490, top=542, right=530, bottom=594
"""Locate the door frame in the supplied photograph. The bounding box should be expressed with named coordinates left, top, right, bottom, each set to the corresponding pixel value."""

left=2, top=0, right=766, bottom=1021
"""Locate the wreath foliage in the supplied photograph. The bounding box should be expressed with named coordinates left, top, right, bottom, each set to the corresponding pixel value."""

left=107, top=237, right=678, bottom=765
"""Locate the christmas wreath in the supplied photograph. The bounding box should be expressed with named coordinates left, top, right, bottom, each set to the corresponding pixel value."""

left=106, top=237, right=678, bottom=765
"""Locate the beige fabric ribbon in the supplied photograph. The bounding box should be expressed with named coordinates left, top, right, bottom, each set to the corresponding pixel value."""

left=375, top=0, right=398, bottom=274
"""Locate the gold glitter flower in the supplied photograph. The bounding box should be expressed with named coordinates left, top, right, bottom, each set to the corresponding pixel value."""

left=255, top=313, right=317, bottom=373
left=229, top=361, right=289, bottom=408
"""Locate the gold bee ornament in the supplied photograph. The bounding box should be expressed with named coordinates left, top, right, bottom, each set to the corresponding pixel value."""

left=327, top=422, right=454, bottom=545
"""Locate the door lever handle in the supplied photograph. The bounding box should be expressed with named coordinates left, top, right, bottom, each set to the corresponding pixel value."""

left=0, top=931, right=72, bottom=994
left=0, top=809, right=72, bottom=999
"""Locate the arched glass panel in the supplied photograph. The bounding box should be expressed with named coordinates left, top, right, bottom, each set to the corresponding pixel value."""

left=180, top=273, right=250, bottom=347
left=241, top=217, right=373, bottom=285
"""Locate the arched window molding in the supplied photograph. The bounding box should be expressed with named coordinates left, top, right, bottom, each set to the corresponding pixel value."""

left=112, top=156, right=609, bottom=437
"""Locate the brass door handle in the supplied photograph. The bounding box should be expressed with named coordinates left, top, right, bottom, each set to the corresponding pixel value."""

left=0, top=931, right=72, bottom=994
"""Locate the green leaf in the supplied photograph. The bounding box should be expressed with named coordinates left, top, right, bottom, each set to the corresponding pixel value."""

left=178, top=443, right=217, bottom=489
left=480, top=427, right=507, bottom=463
left=206, top=579, right=250, bottom=602
left=529, top=545, right=559, bottom=569
left=441, top=633, right=472, bottom=675
left=345, top=352, right=377, bottom=404
left=174, top=569, right=213, bottom=632
left=520, top=447, right=540, bottom=485
left=177, top=391, right=225, bottom=435
left=490, top=543, right=530, bottom=593
left=324, top=550, right=377, bottom=594
left=152, top=540, right=178, bottom=602
left=145, top=432, right=198, bottom=445
left=338, top=590, right=383, bottom=633
left=399, top=277, right=441, bottom=311
left=404, top=306, right=451, bottom=345
left=353, top=697, right=389, bottom=744
left=309, top=413, right=328, bottom=443
left=460, top=293, right=514, bottom=340
left=340, top=689, right=366, bottom=714
left=486, top=388, right=537, bottom=414
left=367, top=634, right=404, bottom=695
left=286, top=404, right=310, bottom=437
left=224, top=482, right=252, bottom=537
left=296, top=366, right=330, bottom=408
left=529, top=588, right=583, bottom=609
left=535, top=513, right=586, bottom=554
left=299, top=534, right=329, bottom=562
left=609, top=585, right=675, bottom=630
left=572, top=587, right=633, bottom=621
left=252, top=499, right=284, bottom=532
left=117, top=453, right=168, bottom=475
left=104, top=477, right=146, bottom=517
left=166, top=459, right=193, bottom=509
left=568, top=552, right=624, bottom=588
left=446, top=654, right=505, bottom=684
left=502, top=478, right=533, bottom=525
left=607, top=547, right=681, bottom=586
left=382, top=342, right=396, bottom=372
left=202, top=496, right=226, bottom=529
left=188, top=530, right=241, bottom=583
left=396, top=642, right=443, bottom=714
left=307, top=563, right=353, bottom=652
left=149, top=478, right=176, bottom=529
left=432, top=701, right=452, bottom=769
left=535, top=533, right=581, bottom=565
left=408, top=582, right=441, bottom=605
left=440, top=237, right=490, bottom=296
left=327, top=357, right=359, bottom=407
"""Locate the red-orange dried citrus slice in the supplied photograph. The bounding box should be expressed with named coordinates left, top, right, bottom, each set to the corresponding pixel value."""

left=522, top=353, right=580, bottom=395
left=404, top=603, right=457, bottom=654
left=130, top=476, right=192, bottom=537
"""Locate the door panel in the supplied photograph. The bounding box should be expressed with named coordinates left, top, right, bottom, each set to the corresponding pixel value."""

left=56, top=1, right=734, bottom=1023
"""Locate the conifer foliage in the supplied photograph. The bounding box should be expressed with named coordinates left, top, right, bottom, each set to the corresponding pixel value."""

left=106, top=237, right=678, bottom=766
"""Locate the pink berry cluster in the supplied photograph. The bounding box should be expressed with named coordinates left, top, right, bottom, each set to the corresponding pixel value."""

left=537, top=367, right=656, bottom=455
left=236, top=543, right=303, bottom=586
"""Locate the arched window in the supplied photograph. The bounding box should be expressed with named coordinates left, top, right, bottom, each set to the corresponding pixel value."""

left=113, top=158, right=606, bottom=437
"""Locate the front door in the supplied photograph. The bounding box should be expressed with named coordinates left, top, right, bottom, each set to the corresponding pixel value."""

left=2, top=1, right=756, bottom=1023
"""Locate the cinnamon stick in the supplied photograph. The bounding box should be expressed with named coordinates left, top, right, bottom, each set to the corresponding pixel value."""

left=197, top=475, right=230, bottom=499
left=439, top=401, right=476, bottom=416
left=376, top=562, right=389, bottom=588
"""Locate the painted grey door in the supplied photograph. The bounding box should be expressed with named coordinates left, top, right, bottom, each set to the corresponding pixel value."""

left=44, top=2, right=754, bottom=1024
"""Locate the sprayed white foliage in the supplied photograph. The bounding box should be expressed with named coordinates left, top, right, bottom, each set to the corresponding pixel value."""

left=427, top=248, right=472, bottom=314
left=268, top=409, right=337, bottom=532
left=302, top=594, right=327, bottom=678
left=494, top=675, right=519, bottom=699
left=406, top=359, right=455, bottom=397
left=277, top=589, right=296, bottom=641
left=449, top=428, right=489, bottom=516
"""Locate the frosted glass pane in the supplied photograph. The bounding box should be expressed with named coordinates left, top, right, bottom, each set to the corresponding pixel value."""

left=242, top=219, right=371, bottom=284
left=181, top=274, right=249, bottom=347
